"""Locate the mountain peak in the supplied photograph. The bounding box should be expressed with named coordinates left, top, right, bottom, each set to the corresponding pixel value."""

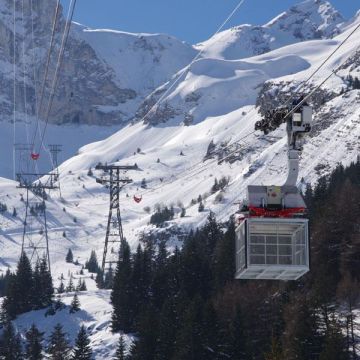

left=265, top=0, right=344, bottom=39
left=197, top=0, right=345, bottom=60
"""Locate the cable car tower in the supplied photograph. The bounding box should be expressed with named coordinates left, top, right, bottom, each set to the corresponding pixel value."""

left=17, top=172, right=58, bottom=274
left=48, top=144, right=63, bottom=197
left=95, top=164, right=137, bottom=274
left=235, top=99, right=312, bottom=280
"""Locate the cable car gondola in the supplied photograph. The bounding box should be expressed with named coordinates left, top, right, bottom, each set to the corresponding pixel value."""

left=133, top=195, right=142, bottom=203
left=235, top=99, right=312, bottom=281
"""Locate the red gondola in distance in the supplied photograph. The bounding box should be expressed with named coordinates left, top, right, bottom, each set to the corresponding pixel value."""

left=31, top=153, right=40, bottom=160
left=133, top=195, right=142, bottom=203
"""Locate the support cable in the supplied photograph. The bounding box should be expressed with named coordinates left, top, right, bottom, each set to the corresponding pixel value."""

left=124, top=39, right=360, bottom=200
left=13, top=0, right=17, bottom=180
left=37, top=0, right=77, bottom=154
left=136, top=0, right=246, bottom=125
left=31, top=0, right=61, bottom=151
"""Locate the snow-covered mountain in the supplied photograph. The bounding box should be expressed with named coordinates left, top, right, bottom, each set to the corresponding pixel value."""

left=0, top=0, right=196, bottom=126
left=196, top=0, right=344, bottom=60
left=1, top=1, right=360, bottom=358
left=0, top=0, right=349, bottom=180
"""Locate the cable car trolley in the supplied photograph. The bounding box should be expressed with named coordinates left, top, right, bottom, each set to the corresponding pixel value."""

left=235, top=99, right=312, bottom=280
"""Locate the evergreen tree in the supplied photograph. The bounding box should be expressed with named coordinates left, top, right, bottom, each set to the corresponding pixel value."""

left=128, top=306, right=158, bottom=360
left=180, top=207, right=186, bottom=217
left=173, top=296, right=206, bottom=360
left=111, top=239, right=133, bottom=333
left=66, top=275, right=75, bottom=292
left=0, top=321, right=23, bottom=360
left=37, top=256, right=54, bottom=308
left=154, top=299, right=178, bottom=360
left=85, top=250, right=100, bottom=273
left=71, top=325, right=92, bottom=360
left=213, top=219, right=235, bottom=290
left=211, top=178, right=219, bottom=193
left=114, top=335, right=127, bottom=360
left=3, top=252, right=34, bottom=317
left=265, top=336, right=283, bottom=360
left=151, top=241, right=169, bottom=310
left=66, top=249, right=74, bottom=263
left=104, top=267, right=115, bottom=289
left=25, top=324, right=44, bottom=360
left=201, top=301, right=221, bottom=359
left=54, top=295, right=65, bottom=311
left=70, top=293, right=81, bottom=313
left=76, top=278, right=82, bottom=291
left=319, top=317, right=347, bottom=360
left=131, top=244, right=151, bottom=316
left=227, top=306, right=248, bottom=360
left=47, top=324, right=71, bottom=360
left=79, top=280, right=87, bottom=292
left=57, top=279, right=65, bottom=294
left=198, top=201, right=204, bottom=212
left=282, top=297, right=322, bottom=360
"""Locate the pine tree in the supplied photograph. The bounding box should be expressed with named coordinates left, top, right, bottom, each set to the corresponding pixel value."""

left=0, top=321, right=23, bottom=359
left=114, top=335, right=127, bottom=360
left=282, top=297, right=322, bottom=360
left=173, top=296, right=205, bottom=360
left=104, top=267, right=114, bottom=289
left=76, top=278, right=82, bottom=291
left=78, top=280, right=87, bottom=292
left=213, top=219, right=235, bottom=290
left=47, top=324, right=71, bottom=360
left=211, top=178, right=219, bottom=193
left=4, top=252, right=34, bottom=317
left=66, top=275, right=75, bottom=292
left=319, top=317, right=347, bottom=360
left=180, top=207, right=186, bottom=217
left=198, top=201, right=204, bottom=212
left=25, top=324, right=44, bottom=360
left=57, top=279, right=65, bottom=294
left=154, top=299, right=178, bottom=360
left=264, top=336, right=283, bottom=360
left=111, top=239, right=133, bottom=333
left=71, top=326, right=92, bottom=360
left=38, top=256, right=54, bottom=307
left=70, top=293, right=81, bottom=313
left=85, top=250, right=100, bottom=273
left=66, top=249, right=74, bottom=263
left=54, top=295, right=65, bottom=311
left=227, top=306, right=248, bottom=360
left=128, top=306, right=158, bottom=360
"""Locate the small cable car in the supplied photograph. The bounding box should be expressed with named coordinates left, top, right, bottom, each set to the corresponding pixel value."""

left=133, top=195, right=142, bottom=203
left=31, top=153, right=40, bottom=160
left=235, top=101, right=312, bottom=280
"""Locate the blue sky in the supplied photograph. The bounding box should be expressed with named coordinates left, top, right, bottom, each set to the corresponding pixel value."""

left=61, top=0, right=359, bottom=44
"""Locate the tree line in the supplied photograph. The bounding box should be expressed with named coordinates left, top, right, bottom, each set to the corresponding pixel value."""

left=109, top=157, right=360, bottom=359
left=0, top=322, right=93, bottom=360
